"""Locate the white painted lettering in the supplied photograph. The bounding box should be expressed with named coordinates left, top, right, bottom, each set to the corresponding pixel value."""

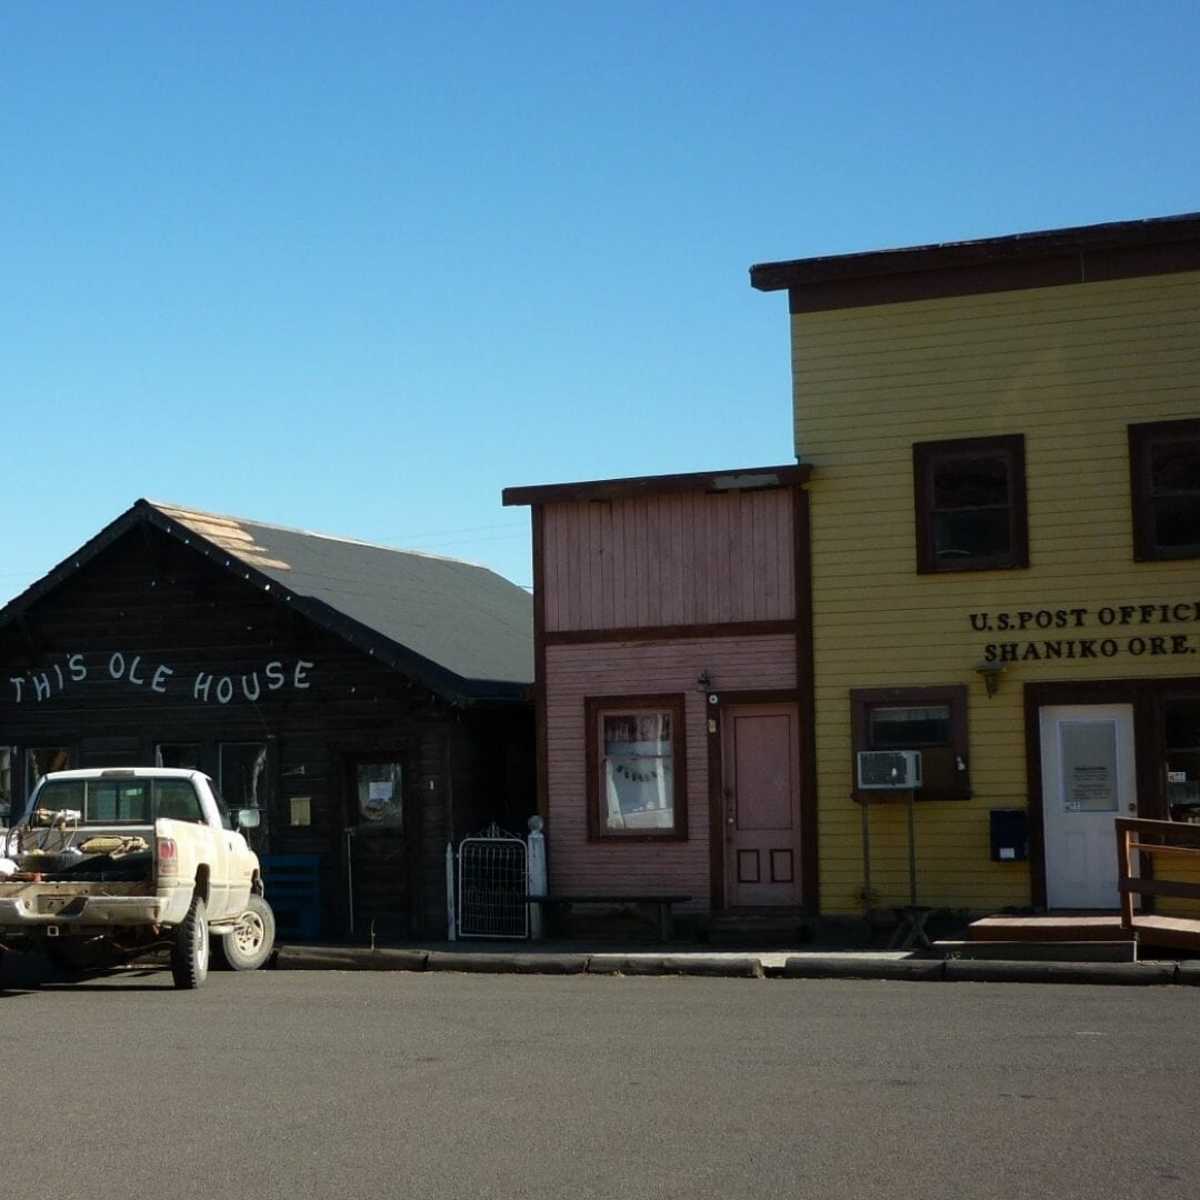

left=194, top=673, right=214, bottom=702
left=241, top=672, right=261, bottom=702
left=53, top=663, right=64, bottom=690
left=108, top=652, right=126, bottom=679
left=293, top=660, right=314, bottom=689
left=216, top=676, right=234, bottom=704
left=9, top=677, right=23, bottom=703
left=151, top=665, right=174, bottom=694
left=68, top=653, right=87, bottom=682
left=33, top=673, right=52, bottom=702
left=128, top=655, right=146, bottom=685
left=265, top=661, right=286, bottom=690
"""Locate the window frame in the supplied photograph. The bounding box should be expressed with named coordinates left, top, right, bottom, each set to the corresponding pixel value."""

left=1129, top=418, right=1200, bottom=562
left=913, top=434, right=1029, bottom=574
left=850, top=684, right=971, bottom=802
left=585, top=693, right=688, bottom=842
left=218, top=741, right=270, bottom=841
left=0, top=746, right=14, bottom=824
left=155, top=742, right=204, bottom=770
left=24, top=746, right=75, bottom=807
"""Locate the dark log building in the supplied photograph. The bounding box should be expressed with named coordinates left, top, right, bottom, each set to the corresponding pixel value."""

left=0, top=500, right=535, bottom=940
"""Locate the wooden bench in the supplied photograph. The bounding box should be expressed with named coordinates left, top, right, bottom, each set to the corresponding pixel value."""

left=526, top=894, right=691, bottom=942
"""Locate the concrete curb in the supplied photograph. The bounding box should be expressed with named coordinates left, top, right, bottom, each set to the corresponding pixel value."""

left=587, top=955, right=763, bottom=978
left=273, top=945, right=764, bottom=979
left=425, top=952, right=589, bottom=975
left=274, top=946, right=429, bottom=972
left=270, top=944, right=1192, bottom=986
left=1173, top=961, right=1200, bottom=987
left=782, top=957, right=946, bottom=982
left=944, top=959, right=1177, bottom=986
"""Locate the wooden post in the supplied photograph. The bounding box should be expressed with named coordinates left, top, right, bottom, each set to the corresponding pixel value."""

left=1117, top=820, right=1136, bottom=930
left=906, top=789, right=918, bottom=909
left=527, top=815, right=547, bottom=940
left=446, top=841, right=457, bottom=941
left=860, top=796, right=872, bottom=921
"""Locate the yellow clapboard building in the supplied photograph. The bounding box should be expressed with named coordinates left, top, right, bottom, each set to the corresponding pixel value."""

left=752, top=213, right=1200, bottom=918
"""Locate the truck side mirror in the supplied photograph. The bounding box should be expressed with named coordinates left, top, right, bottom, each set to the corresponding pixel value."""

left=237, top=808, right=262, bottom=830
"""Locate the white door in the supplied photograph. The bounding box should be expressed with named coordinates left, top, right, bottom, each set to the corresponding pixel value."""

left=1040, top=704, right=1136, bottom=909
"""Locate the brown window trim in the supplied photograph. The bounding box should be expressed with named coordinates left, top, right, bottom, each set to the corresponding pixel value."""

left=1129, top=418, right=1200, bottom=562
left=850, top=684, right=971, bottom=802
left=585, top=693, right=688, bottom=842
left=913, top=434, right=1029, bottom=574
left=23, top=745, right=77, bottom=809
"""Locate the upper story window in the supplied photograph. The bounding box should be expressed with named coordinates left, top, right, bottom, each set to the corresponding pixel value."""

left=1129, top=419, right=1200, bottom=561
left=913, top=434, right=1028, bottom=574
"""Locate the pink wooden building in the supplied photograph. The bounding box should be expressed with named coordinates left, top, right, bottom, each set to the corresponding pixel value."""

left=503, top=464, right=816, bottom=925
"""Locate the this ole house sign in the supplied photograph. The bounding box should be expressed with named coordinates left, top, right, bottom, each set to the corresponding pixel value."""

left=8, top=652, right=316, bottom=706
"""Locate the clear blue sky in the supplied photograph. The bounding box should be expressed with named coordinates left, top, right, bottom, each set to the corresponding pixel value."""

left=4, top=2, right=1198, bottom=601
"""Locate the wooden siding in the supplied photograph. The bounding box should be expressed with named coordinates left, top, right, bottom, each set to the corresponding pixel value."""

left=791, top=270, right=1200, bottom=914
left=0, top=526, right=534, bottom=938
left=542, top=490, right=795, bottom=632
left=545, top=635, right=797, bottom=909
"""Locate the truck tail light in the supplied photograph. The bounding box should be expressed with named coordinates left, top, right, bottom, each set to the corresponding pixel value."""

left=157, top=837, right=179, bottom=877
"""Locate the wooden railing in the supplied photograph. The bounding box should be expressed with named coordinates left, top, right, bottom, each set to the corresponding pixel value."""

left=1116, top=817, right=1200, bottom=950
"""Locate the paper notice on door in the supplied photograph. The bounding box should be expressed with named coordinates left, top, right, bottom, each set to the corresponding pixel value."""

left=369, top=781, right=394, bottom=802
left=1061, top=721, right=1119, bottom=812
left=1070, top=764, right=1113, bottom=806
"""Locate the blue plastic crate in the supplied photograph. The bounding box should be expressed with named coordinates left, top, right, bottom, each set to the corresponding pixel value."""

left=261, top=853, right=322, bottom=941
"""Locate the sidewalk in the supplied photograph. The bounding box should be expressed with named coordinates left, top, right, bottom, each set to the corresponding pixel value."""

left=273, top=940, right=1200, bottom=986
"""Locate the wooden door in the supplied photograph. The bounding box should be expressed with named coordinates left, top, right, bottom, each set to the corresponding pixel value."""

left=344, top=758, right=410, bottom=939
left=722, top=703, right=802, bottom=907
left=1040, top=704, right=1137, bottom=909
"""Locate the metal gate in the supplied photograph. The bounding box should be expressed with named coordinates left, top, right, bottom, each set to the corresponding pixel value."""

left=457, top=823, right=529, bottom=939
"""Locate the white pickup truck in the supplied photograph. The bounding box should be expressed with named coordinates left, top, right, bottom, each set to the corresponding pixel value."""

left=0, top=767, right=275, bottom=989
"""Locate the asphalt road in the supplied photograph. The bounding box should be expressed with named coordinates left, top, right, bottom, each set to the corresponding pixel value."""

left=1, top=961, right=1197, bottom=1200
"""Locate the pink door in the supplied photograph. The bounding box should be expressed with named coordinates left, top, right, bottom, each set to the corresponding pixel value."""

left=722, top=703, right=803, bottom=907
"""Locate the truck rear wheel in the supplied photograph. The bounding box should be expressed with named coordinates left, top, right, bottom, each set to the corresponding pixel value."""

left=171, top=894, right=209, bottom=989
left=213, top=895, right=276, bottom=971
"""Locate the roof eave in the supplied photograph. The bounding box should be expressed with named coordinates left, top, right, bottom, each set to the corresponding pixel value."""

left=503, top=463, right=811, bottom=508
left=749, top=211, right=1200, bottom=304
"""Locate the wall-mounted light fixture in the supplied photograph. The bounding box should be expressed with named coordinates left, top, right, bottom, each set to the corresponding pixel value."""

left=974, top=661, right=1006, bottom=699
left=696, top=669, right=713, bottom=692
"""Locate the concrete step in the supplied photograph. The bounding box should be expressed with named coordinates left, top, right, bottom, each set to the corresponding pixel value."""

left=935, top=939, right=1136, bottom=963
left=968, top=915, right=1125, bottom=942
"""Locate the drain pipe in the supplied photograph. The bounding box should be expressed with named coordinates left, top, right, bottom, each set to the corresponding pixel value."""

left=444, top=730, right=457, bottom=941
left=344, top=826, right=355, bottom=937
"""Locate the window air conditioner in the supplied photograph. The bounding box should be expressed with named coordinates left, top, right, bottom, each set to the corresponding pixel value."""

left=857, top=750, right=922, bottom=790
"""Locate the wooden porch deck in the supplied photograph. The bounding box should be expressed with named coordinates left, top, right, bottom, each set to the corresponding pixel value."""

left=969, top=913, right=1200, bottom=952
left=968, top=915, right=1128, bottom=943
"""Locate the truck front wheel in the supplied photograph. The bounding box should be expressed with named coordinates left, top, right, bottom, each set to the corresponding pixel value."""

left=213, top=895, right=276, bottom=972
left=171, top=895, right=209, bottom=989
